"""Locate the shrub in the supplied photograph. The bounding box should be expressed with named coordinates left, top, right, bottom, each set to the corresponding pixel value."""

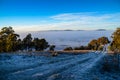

left=64, top=47, right=73, bottom=51
left=49, top=45, right=56, bottom=51
left=98, top=45, right=104, bottom=51
left=74, top=46, right=90, bottom=50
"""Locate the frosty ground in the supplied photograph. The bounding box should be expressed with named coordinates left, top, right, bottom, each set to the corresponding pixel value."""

left=0, top=52, right=120, bottom=80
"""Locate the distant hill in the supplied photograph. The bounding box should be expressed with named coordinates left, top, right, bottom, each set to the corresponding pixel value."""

left=36, top=29, right=108, bottom=32
left=76, top=30, right=85, bottom=31
left=39, top=29, right=84, bottom=32
left=49, top=30, right=73, bottom=31
left=63, top=29, right=73, bottom=31
left=38, top=29, right=74, bottom=32
left=96, top=29, right=106, bottom=31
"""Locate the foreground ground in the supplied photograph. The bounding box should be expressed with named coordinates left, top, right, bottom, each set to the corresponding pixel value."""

left=0, top=52, right=120, bottom=80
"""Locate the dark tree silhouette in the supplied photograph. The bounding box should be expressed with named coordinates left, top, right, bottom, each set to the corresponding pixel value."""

left=49, top=45, right=55, bottom=51
left=23, top=33, right=33, bottom=51
left=33, top=38, right=49, bottom=51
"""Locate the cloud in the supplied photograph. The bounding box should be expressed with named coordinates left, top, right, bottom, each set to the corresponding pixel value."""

left=49, top=12, right=120, bottom=30
left=5, top=12, right=120, bottom=32
left=51, top=12, right=120, bottom=21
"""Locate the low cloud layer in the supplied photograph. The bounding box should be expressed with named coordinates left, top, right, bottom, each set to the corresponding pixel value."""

left=5, top=12, right=120, bottom=32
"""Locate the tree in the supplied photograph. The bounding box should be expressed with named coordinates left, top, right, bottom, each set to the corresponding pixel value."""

left=0, top=27, right=20, bottom=52
left=111, top=28, right=120, bottom=52
left=49, top=45, right=55, bottom=51
left=33, top=38, right=49, bottom=51
left=38, top=38, right=49, bottom=51
left=0, top=38, right=5, bottom=52
left=0, top=26, right=14, bottom=35
left=74, top=46, right=90, bottom=50
left=16, top=39, right=23, bottom=51
left=33, top=38, right=39, bottom=51
left=88, top=36, right=110, bottom=50
left=64, top=47, right=73, bottom=51
left=97, top=36, right=110, bottom=45
left=88, top=39, right=99, bottom=50
left=23, top=33, right=33, bottom=51
left=6, top=33, right=19, bottom=52
left=0, top=26, right=50, bottom=52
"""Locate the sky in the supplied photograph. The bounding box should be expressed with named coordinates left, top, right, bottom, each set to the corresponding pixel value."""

left=0, top=0, right=120, bottom=31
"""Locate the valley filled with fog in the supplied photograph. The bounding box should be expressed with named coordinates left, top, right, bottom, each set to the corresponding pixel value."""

left=18, top=30, right=114, bottom=50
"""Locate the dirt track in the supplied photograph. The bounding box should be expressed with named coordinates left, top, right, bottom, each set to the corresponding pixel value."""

left=0, top=52, right=107, bottom=80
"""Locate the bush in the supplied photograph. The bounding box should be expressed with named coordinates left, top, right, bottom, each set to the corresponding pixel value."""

left=74, top=46, right=90, bottom=50
left=51, top=51, right=58, bottom=56
left=98, top=45, right=104, bottom=51
left=64, top=47, right=73, bottom=51
left=49, top=45, right=56, bottom=51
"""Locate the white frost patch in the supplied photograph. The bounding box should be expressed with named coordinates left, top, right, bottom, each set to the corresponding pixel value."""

left=32, top=73, right=43, bottom=77
left=83, top=53, right=105, bottom=70
left=13, top=68, right=34, bottom=74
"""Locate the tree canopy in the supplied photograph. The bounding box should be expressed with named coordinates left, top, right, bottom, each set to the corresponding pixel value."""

left=0, top=26, right=119, bottom=53
left=88, top=36, right=110, bottom=50
left=23, top=33, right=33, bottom=51
left=88, top=39, right=99, bottom=50
left=33, top=38, right=49, bottom=51
left=0, top=27, right=49, bottom=52
left=111, top=28, right=120, bottom=52
left=0, top=27, right=20, bottom=52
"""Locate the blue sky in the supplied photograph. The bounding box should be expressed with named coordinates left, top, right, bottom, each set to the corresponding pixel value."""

left=0, top=0, right=120, bottom=31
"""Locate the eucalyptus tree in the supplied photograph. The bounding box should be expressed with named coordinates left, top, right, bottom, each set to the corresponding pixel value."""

left=33, top=38, right=49, bottom=51
left=49, top=45, right=55, bottom=51
left=111, top=28, right=120, bottom=52
left=6, top=33, right=19, bottom=52
left=97, top=36, right=110, bottom=45
left=0, top=26, right=20, bottom=52
left=88, top=39, right=99, bottom=50
left=23, top=33, right=33, bottom=51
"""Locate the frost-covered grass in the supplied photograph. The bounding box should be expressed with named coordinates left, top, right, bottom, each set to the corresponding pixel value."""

left=0, top=52, right=120, bottom=80
left=81, top=54, right=120, bottom=80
